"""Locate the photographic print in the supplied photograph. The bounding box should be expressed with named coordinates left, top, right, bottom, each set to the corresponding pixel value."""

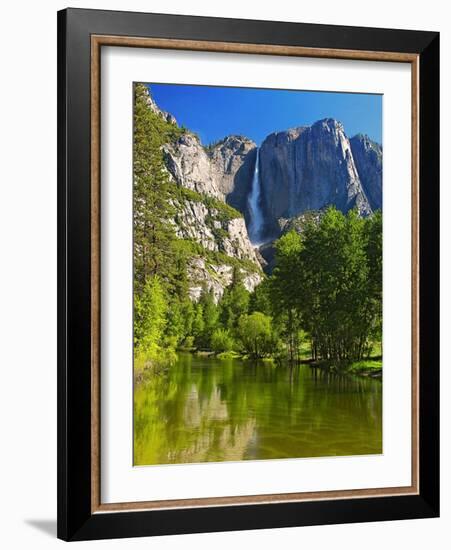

left=58, top=12, right=439, bottom=539
left=133, top=82, right=383, bottom=466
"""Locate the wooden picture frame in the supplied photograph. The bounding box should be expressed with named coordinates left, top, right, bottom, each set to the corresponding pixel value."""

left=57, top=7, right=439, bottom=541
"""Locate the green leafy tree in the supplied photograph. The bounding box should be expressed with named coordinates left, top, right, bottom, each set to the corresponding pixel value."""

left=219, top=268, right=250, bottom=332
left=248, top=277, right=272, bottom=316
left=237, top=312, right=275, bottom=358
left=270, top=230, right=304, bottom=362
left=165, top=296, right=195, bottom=348
left=211, top=328, right=235, bottom=353
left=134, top=276, right=167, bottom=353
left=295, top=207, right=381, bottom=361
left=198, top=290, right=220, bottom=348
left=362, top=210, right=383, bottom=354
left=191, top=302, right=205, bottom=346
left=267, top=207, right=382, bottom=363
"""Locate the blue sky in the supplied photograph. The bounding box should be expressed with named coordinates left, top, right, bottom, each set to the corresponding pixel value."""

left=149, top=83, right=382, bottom=146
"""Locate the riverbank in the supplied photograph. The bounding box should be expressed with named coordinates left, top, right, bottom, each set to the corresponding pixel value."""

left=135, top=346, right=383, bottom=385
left=194, top=349, right=383, bottom=379
left=347, top=359, right=382, bottom=378
left=308, top=357, right=382, bottom=379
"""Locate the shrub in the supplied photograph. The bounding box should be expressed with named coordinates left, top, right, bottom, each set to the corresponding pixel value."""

left=211, top=328, right=234, bottom=353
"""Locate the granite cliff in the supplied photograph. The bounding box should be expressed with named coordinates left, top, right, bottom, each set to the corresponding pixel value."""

left=148, top=90, right=262, bottom=301
left=142, top=86, right=382, bottom=294
left=350, top=133, right=383, bottom=211
left=257, top=119, right=376, bottom=240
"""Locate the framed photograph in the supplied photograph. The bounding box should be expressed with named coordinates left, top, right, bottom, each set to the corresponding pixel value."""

left=57, top=8, right=439, bottom=541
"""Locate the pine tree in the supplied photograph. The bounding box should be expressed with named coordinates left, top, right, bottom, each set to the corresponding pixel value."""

left=133, top=83, right=183, bottom=291
left=219, top=268, right=250, bottom=332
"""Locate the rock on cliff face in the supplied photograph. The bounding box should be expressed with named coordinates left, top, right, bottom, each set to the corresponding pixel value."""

left=187, top=258, right=262, bottom=303
left=258, top=118, right=373, bottom=238
left=170, top=199, right=260, bottom=265
left=163, top=134, right=224, bottom=200
left=170, top=195, right=263, bottom=303
left=209, top=136, right=257, bottom=216
left=143, top=87, right=178, bottom=125
left=350, top=134, right=382, bottom=211
left=160, top=130, right=263, bottom=302
left=164, top=133, right=258, bottom=214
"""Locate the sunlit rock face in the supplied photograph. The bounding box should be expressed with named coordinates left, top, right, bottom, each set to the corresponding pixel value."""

left=163, top=133, right=224, bottom=200
left=164, top=133, right=259, bottom=213
left=257, top=118, right=375, bottom=238
left=168, top=199, right=260, bottom=265
left=187, top=258, right=263, bottom=304
left=350, top=133, right=383, bottom=211
left=157, top=125, right=263, bottom=301
left=209, top=135, right=257, bottom=219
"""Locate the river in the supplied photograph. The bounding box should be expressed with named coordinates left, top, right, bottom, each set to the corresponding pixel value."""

left=134, top=352, right=382, bottom=466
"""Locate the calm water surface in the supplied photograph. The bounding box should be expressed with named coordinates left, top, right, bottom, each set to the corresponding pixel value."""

left=134, top=353, right=382, bottom=465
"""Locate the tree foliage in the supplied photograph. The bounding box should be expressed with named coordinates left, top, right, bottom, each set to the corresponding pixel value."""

left=134, top=276, right=167, bottom=353
left=219, top=268, right=250, bottom=332
left=211, top=328, right=235, bottom=353
left=133, top=83, right=184, bottom=291
left=269, top=207, right=382, bottom=362
left=237, top=312, right=276, bottom=358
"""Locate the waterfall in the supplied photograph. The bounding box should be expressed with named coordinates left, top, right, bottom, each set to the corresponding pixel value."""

left=247, top=148, right=264, bottom=245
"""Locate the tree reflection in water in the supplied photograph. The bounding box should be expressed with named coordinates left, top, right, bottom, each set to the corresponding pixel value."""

left=134, top=353, right=382, bottom=466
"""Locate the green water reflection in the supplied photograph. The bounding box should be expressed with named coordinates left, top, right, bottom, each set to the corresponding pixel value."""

left=134, top=353, right=382, bottom=465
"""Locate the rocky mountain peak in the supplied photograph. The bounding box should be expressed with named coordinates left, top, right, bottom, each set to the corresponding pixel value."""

left=143, top=85, right=178, bottom=125
left=312, top=117, right=344, bottom=131
left=213, top=135, right=256, bottom=154
left=262, top=126, right=307, bottom=149
left=310, top=118, right=349, bottom=152
left=257, top=117, right=373, bottom=240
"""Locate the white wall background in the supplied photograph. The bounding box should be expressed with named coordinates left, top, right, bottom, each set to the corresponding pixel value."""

left=0, top=1, right=448, bottom=548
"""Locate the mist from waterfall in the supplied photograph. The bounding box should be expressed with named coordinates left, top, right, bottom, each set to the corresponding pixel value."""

left=247, top=148, right=264, bottom=245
